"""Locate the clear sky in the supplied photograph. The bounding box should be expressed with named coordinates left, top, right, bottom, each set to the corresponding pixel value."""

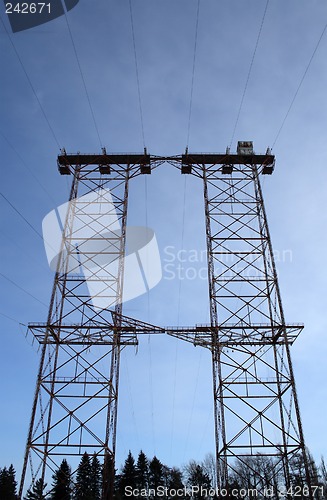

left=1, top=0, right=327, bottom=480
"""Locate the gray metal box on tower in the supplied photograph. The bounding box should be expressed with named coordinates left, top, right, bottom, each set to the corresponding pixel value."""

left=237, top=141, right=253, bottom=155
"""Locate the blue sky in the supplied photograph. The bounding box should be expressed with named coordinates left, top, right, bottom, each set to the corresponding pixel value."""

left=1, top=0, right=327, bottom=480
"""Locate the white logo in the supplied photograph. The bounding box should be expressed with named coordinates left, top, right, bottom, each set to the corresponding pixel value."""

left=42, top=188, right=162, bottom=309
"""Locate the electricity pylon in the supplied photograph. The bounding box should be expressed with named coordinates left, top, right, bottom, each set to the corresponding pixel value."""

left=19, top=147, right=313, bottom=499
left=169, top=143, right=313, bottom=497
left=19, top=151, right=164, bottom=499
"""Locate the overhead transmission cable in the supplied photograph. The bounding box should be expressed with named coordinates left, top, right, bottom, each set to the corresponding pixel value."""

left=129, top=0, right=146, bottom=148
left=128, top=1, right=153, bottom=451
left=172, top=1, right=200, bottom=457
left=182, top=349, right=203, bottom=461
left=176, top=178, right=187, bottom=327
left=0, top=191, right=60, bottom=261
left=144, top=176, right=156, bottom=454
left=0, top=189, right=60, bottom=273
left=3, top=228, right=50, bottom=274
left=229, top=0, right=270, bottom=148
left=0, top=132, right=58, bottom=207
left=272, top=19, right=327, bottom=149
left=197, top=403, right=214, bottom=456
left=63, top=11, right=103, bottom=148
left=0, top=310, right=26, bottom=325
left=0, top=192, right=45, bottom=243
left=122, top=355, right=141, bottom=451
left=0, top=271, right=48, bottom=308
left=169, top=176, right=187, bottom=461
left=144, top=177, right=150, bottom=321
left=147, top=327, right=156, bottom=455
left=0, top=192, right=55, bottom=308
left=186, top=0, right=201, bottom=148
left=0, top=16, right=61, bottom=149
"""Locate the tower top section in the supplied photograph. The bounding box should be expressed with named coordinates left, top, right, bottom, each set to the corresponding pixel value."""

left=57, top=142, right=275, bottom=176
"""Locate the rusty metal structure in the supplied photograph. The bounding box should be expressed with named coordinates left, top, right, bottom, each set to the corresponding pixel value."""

left=19, top=151, right=163, bottom=498
left=171, top=145, right=313, bottom=497
left=20, top=147, right=312, bottom=499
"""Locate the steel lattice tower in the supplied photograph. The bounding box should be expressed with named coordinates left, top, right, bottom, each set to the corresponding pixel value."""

left=20, top=146, right=313, bottom=499
left=173, top=145, right=313, bottom=497
left=19, top=151, right=164, bottom=499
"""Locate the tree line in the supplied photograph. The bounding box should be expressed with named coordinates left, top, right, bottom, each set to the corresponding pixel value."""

left=1, top=449, right=327, bottom=499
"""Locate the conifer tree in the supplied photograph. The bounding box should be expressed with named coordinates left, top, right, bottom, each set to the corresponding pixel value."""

left=167, top=467, right=184, bottom=492
left=25, top=478, right=47, bottom=500
left=51, top=459, right=71, bottom=499
left=185, top=461, right=210, bottom=500
left=74, top=452, right=92, bottom=500
left=90, top=454, right=102, bottom=500
left=136, top=451, right=149, bottom=490
left=0, top=464, right=18, bottom=499
left=118, top=451, right=137, bottom=499
left=149, top=456, right=164, bottom=494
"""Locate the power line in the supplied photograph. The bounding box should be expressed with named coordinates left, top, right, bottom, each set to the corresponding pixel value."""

left=122, top=353, right=141, bottom=451
left=170, top=176, right=187, bottom=460
left=0, top=190, right=60, bottom=270
left=272, top=20, right=327, bottom=149
left=63, top=11, right=103, bottom=148
left=229, top=0, right=270, bottom=148
left=2, top=226, right=51, bottom=274
left=1, top=8, right=102, bottom=149
left=197, top=404, right=214, bottom=457
left=0, top=271, right=48, bottom=308
left=186, top=0, right=201, bottom=148
left=147, top=334, right=156, bottom=456
left=176, top=177, right=187, bottom=328
left=144, top=177, right=150, bottom=321
left=0, top=192, right=44, bottom=243
left=0, top=310, right=26, bottom=326
left=182, top=349, right=203, bottom=461
left=144, top=176, right=156, bottom=454
left=0, top=194, right=49, bottom=308
left=0, top=15, right=61, bottom=149
left=0, top=131, right=58, bottom=207
left=129, top=0, right=146, bottom=148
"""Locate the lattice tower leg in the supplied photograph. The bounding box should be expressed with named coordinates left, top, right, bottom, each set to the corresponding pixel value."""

left=19, top=165, right=131, bottom=500
left=202, top=163, right=313, bottom=498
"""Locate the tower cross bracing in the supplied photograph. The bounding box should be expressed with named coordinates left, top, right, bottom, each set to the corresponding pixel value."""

left=19, top=148, right=313, bottom=499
